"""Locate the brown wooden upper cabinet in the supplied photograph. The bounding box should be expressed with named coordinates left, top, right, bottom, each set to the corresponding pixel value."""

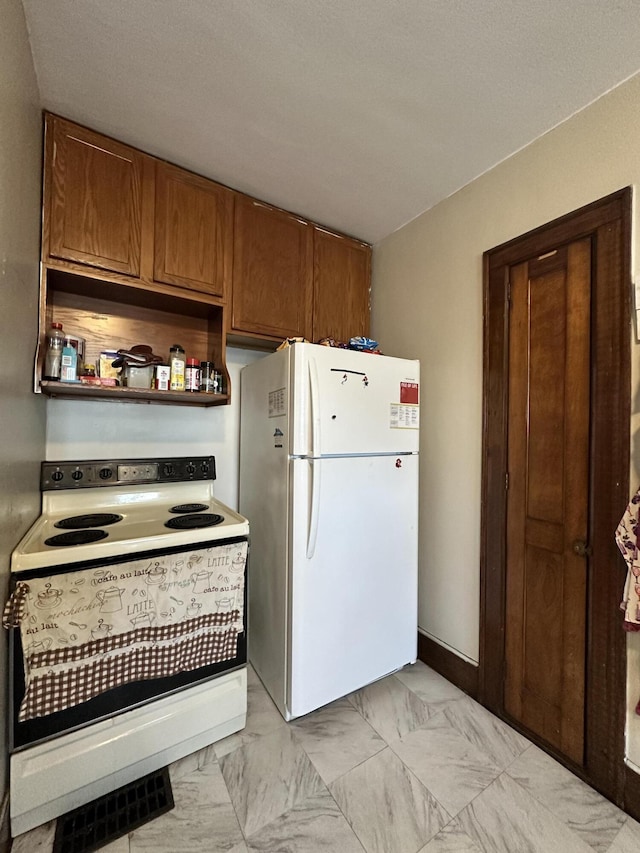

left=43, top=114, right=372, bottom=357
left=46, top=115, right=144, bottom=277
left=312, top=228, right=371, bottom=343
left=154, top=163, right=233, bottom=299
left=232, top=197, right=313, bottom=340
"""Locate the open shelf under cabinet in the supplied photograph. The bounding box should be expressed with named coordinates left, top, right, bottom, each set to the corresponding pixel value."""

left=40, top=381, right=229, bottom=407
left=36, top=266, right=231, bottom=406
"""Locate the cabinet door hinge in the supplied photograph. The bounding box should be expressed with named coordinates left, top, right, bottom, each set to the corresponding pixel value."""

left=505, top=472, right=509, bottom=490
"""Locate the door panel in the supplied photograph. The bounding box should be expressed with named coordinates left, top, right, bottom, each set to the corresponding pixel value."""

left=312, top=228, right=371, bottom=343
left=527, top=267, right=566, bottom=523
left=288, top=454, right=418, bottom=718
left=49, top=117, right=143, bottom=276
left=154, top=162, right=232, bottom=297
left=505, top=239, right=591, bottom=764
left=232, top=197, right=313, bottom=339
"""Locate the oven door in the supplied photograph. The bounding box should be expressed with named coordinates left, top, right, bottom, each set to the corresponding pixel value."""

left=9, top=535, right=248, bottom=752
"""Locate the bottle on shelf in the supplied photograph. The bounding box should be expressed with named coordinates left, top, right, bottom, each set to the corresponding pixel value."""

left=185, top=358, right=200, bottom=392
left=43, top=322, right=65, bottom=381
left=60, top=336, right=78, bottom=382
left=199, top=361, right=215, bottom=393
left=169, top=344, right=186, bottom=391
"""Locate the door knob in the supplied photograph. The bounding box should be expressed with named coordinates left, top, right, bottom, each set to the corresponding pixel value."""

left=572, top=539, right=593, bottom=557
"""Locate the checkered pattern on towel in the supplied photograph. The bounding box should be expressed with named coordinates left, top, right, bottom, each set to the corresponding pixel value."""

left=26, top=610, right=240, bottom=670
left=2, top=581, right=30, bottom=629
left=20, top=624, right=240, bottom=721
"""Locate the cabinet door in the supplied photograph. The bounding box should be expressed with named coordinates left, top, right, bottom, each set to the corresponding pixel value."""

left=312, top=229, right=371, bottom=343
left=232, top=197, right=313, bottom=339
left=154, top=163, right=233, bottom=298
left=48, top=116, right=143, bottom=276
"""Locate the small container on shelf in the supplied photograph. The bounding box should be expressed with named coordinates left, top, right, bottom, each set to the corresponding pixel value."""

left=199, top=361, right=215, bottom=393
left=98, top=350, right=120, bottom=384
left=60, top=336, right=78, bottom=382
left=122, top=363, right=154, bottom=389
left=43, top=322, right=65, bottom=381
left=79, top=364, right=100, bottom=385
left=169, top=345, right=186, bottom=391
left=63, top=333, right=86, bottom=373
left=185, top=358, right=200, bottom=392
left=155, top=364, right=170, bottom=391
left=111, top=345, right=163, bottom=389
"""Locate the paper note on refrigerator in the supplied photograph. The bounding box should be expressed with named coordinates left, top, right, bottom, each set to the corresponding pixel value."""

left=390, top=403, right=420, bottom=429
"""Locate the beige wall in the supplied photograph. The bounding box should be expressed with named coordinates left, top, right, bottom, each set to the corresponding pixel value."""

left=0, top=0, right=45, bottom=812
left=45, top=346, right=266, bottom=510
left=371, top=73, right=640, bottom=759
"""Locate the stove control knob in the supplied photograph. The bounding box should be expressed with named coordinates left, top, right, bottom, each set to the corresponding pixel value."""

left=72, top=470, right=83, bottom=481
left=186, top=463, right=196, bottom=476
left=200, top=462, right=209, bottom=475
left=51, top=470, right=64, bottom=482
left=163, top=463, right=175, bottom=478
left=99, top=467, right=113, bottom=480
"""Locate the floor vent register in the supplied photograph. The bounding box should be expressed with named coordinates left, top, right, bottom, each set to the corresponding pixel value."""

left=53, top=767, right=174, bottom=853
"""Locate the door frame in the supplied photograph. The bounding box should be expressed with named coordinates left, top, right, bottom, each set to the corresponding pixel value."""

left=479, top=188, right=632, bottom=808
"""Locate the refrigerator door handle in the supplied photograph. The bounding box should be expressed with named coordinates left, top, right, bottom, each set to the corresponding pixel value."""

left=309, top=357, right=320, bottom=458
left=307, top=459, right=321, bottom=559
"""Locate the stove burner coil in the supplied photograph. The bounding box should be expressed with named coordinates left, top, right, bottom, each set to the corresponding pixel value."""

left=55, top=513, right=123, bottom=530
left=169, top=503, right=209, bottom=514
left=164, top=513, right=224, bottom=530
left=45, top=530, right=109, bottom=547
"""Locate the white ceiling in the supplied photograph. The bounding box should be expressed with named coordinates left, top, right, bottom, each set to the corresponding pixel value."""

left=21, top=0, right=640, bottom=244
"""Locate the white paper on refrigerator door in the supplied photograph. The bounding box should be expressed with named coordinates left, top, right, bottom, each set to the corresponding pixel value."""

left=268, top=387, right=286, bottom=418
left=390, top=403, right=420, bottom=429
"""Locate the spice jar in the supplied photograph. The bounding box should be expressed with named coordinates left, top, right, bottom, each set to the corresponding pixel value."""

left=79, top=364, right=100, bottom=385
left=169, top=345, right=185, bottom=391
left=199, top=361, right=215, bottom=393
left=185, top=358, right=200, bottom=392
left=155, top=364, right=170, bottom=391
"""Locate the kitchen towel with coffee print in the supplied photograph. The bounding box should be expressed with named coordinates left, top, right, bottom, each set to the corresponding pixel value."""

left=615, top=487, right=640, bottom=716
left=11, top=540, right=247, bottom=720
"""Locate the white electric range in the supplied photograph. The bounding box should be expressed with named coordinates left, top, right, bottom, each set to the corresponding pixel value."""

left=7, top=457, right=249, bottom=837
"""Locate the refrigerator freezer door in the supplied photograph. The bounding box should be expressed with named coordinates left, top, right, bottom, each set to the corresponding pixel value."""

left=290, top=344, right=420, bottom=457
left=288, top=453, right=418, bottom=719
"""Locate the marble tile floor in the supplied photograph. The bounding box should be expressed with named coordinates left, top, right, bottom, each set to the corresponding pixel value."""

left=11, top=661, right=640, bottom=853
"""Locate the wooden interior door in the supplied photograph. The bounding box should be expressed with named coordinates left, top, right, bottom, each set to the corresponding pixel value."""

left=481, top=190, right=632, bottom=809
left=505, top=241, right=591, bottom=763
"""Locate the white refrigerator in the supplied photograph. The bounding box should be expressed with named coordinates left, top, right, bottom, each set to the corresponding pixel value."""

left=239, top=343, right=419, bottom=720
